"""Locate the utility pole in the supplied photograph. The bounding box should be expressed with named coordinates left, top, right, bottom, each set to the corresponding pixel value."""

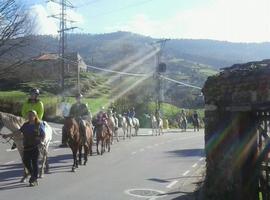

left=48, top=0, right=77, bottom=91
left=153, top=39, right=170, bottom=117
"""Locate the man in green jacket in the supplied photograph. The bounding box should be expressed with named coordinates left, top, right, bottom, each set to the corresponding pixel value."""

left=60, top=93, right=92, bottom=147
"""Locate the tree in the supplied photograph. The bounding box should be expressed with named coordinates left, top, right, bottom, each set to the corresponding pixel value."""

left=0, top=0, right=35, bottom=77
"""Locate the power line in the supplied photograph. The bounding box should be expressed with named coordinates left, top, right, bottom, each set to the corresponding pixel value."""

left=160, top=75, right=202, bottom=90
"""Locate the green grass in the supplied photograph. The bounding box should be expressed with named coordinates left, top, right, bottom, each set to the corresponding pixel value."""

left=199, top=68, right=218, bottom=76
left=0, top=91, right=26, bottom=102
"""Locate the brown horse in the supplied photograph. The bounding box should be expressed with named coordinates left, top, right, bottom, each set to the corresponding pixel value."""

left=96, top=124, right=111, bottom=155
left=62, top=117, right=93, bottom=172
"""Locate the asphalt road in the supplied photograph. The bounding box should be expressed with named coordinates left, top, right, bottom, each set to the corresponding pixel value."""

left=0, top=124, right=205, bottom=200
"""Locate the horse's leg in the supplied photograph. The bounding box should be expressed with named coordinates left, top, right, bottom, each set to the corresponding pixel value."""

left=78, top=145, right=82, bottom=165
left=83, top=145, right=88, bottom=165
left=72, top=148, right=76, bottom=172
left=89, top=140, right=93, bottom=156
left=116, top=129, right=119, bottom=142
left=108, top=138, right=111, bottom=152
left=96, top=138, right=100, bottom=155
left=101, top=139, right=104, bottom=155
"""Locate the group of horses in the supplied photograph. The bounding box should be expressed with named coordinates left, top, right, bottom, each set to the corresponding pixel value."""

left=0, top=111, right=141, bottom=182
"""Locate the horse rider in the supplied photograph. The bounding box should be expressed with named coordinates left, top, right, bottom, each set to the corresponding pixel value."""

left=3, top=110, right=45, bottom=187
left=192, top=110, right=199, bottom=131
left=94, top=106, right=110, bottom=135
left=60, top=93, right=92, bottom=147
left=127, top=107, right=136, bottom=127
left=9, top=88, right=44, bottom=150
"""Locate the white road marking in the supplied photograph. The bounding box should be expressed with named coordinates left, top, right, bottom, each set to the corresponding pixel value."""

left=154, top=144, right=159, bottom=146
left=4, top=160, right=15, bottom=165
left=199, top=157, right=204, bottom=161
left=51, top=140, right=61, bottom=144
left=192, top=163, right=198, bottom=168
left=6, top=149, right=17, bottom=152
left=140, top=148, right=145, bottom=152
left=166, top=180, right=178, bottom=189
left=131, top=151, right=137, bottom=155
left=183, top=170, right=190, bottom=176
left=53, top=149, right=61, bottom=152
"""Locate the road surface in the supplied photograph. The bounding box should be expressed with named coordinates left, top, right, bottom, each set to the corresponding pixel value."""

left=0, top=124, right=205, bottom=200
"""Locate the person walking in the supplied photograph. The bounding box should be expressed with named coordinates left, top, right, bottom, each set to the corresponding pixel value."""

left=4, top=110, right=45, bottom=186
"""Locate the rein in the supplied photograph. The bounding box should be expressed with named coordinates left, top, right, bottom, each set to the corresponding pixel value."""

left=0, top=133, right=13, bottom=145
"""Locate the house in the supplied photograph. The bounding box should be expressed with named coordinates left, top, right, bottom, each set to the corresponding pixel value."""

left=13, top=52, right=87, bottom=81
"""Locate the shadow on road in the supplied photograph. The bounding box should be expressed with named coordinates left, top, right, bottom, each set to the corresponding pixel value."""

left=166, top=148, right=205, bottom=157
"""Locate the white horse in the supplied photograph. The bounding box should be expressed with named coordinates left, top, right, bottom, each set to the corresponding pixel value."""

left=118, top=114, right=129, bottom=139
left=127, top=117, right=140, bottom=137
left=108, top=112, right=119, bottom=143
left=0, top=111, right=52, bottom=182
left=157, top=117, right=164, bottom=135
left=132, top=118, right=140, bottom=136
left=151, top=115, right=158, bottom=136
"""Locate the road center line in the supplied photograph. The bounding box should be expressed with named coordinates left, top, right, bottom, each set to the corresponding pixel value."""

left=183, top=170, right=190, bottom=176
left=192, top=163, right=198, bottom=168
left=166, top=180, right=178, bottom=189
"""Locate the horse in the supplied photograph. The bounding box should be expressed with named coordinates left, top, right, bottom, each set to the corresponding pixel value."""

left=193, top=117, right=200, bottom=132
left=0, top=111, right=52, bottom=182
left=126, top=116, right=140, bottom=137
left=96, top=123, right=111, bottom=155
left=157, top=117, right=164, bottom=135
left=118, top=114, right=129, bottom=139
left=63, top=117, right=93, bottom=172
left=107, top=113, right=118, bottom=143
left=150, top=115, right=158, bottom=136
left=132, top=117, right=140, bottom=136
left=180, top=116, right=187, bottom=132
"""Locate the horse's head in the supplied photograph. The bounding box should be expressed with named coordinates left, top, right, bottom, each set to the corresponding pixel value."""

left=63, top=117, right=79, bottom=139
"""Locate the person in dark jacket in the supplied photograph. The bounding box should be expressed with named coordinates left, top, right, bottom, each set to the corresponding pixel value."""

left=3, top=110, right=45, bottom=186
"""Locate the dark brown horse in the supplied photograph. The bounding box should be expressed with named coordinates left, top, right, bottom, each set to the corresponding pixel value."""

left=96, top=124, right=111, bottom=155
left=62, top=117, right=93, bottom=172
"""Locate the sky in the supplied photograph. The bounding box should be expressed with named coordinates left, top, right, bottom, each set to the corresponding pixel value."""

left=21, top=0, right=270, bottom=43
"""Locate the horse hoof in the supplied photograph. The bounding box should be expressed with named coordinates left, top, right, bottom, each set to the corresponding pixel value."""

left=84, top=161, right=87, bottom=165
left=79, top=161, right=82, bottom=165
left=39, top=175, right=44, bottom=179
left=72, top=168, right=75, bottom=172
left=20, top=178, right=26, bottom=183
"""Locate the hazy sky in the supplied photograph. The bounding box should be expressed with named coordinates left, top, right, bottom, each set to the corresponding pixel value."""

left=23, top=0, right=270, bottom=42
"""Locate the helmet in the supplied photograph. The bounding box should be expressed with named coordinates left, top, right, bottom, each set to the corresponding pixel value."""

left=30, top=88, right=40, bottom=95
left=76, top=93, right=83, bottom=98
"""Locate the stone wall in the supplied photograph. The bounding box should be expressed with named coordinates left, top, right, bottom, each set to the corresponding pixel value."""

left=201, top=60, right=270, bottom=200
